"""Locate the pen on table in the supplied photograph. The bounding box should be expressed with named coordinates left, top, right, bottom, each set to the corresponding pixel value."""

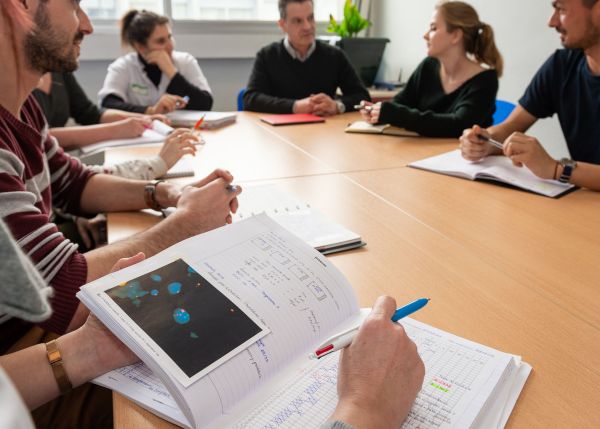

left=309, top=298, right=430, bottom=360
left=354, top=104, right=373, bottom=112
left=478, top=134, right=504, bottom=150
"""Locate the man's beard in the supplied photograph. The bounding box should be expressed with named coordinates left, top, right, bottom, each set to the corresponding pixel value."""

left=560, top=17, right=600, bottom=50
left=24, top=3, right=82, bottom=73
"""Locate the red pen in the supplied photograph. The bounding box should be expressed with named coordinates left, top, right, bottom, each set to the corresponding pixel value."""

left=193, top=115, right=205, bottom=132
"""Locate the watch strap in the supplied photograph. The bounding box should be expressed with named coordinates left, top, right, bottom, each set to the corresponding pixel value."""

left=46, top=340, right=73, bottom=394
left=144, top=179, right=165, bottom=211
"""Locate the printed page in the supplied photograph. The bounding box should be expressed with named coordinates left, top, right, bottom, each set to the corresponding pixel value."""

left=78, top=215, right=359, bottom=428
left=94, top=363, right=189, bottom=428
left=234, top=184, right=361, bottom=250
left=229, top=315, right=524, bottom=429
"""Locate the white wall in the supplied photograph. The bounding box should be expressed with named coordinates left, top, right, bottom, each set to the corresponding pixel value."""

left=371, top=0, right=569, bottom=158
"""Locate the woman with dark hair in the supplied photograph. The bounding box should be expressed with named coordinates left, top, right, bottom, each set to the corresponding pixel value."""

left=99, top=10, right=213, bottom=115
left=360, top=1, right=502, bottom=138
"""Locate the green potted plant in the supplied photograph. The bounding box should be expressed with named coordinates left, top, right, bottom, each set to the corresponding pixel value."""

left=328, top=0, right=389, bottom=87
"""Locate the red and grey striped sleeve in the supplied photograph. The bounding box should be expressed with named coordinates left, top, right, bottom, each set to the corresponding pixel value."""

left=0, top=98, right=96, bottom=333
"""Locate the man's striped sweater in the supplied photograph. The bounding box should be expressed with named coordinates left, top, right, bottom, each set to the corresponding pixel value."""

left=0, top=96, right=96, bottom=334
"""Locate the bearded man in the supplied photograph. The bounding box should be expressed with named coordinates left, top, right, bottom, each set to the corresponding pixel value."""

left=459, top=0, right=600, bottom=190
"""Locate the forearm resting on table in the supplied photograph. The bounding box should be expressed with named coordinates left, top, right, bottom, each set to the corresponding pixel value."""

left=50, top=125, right=125, bottom=149
left=565, top=162, right=600, bottom=191
left=83, top=217, right=187, bottom=282
left=79, top=174, right=152, bottom=213
left=100, top=109, right=140, bottom=123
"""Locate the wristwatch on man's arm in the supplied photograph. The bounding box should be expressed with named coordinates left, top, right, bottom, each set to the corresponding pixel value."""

left=558, top=158, right=578, bottom=184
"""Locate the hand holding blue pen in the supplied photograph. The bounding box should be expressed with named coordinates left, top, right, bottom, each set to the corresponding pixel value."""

left=309, top=298, right=430, bottom=359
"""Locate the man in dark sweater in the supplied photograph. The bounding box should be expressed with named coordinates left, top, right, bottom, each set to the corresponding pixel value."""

left=243, top=0, right=370, bottom=115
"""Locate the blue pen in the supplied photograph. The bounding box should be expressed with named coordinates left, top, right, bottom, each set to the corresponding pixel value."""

left=176, top=95, right=190, bottom=108
left=309, top=298, right=430, bottom=360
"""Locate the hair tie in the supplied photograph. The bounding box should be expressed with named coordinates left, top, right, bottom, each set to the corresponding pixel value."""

left=477, top=24, right=485, bottom=35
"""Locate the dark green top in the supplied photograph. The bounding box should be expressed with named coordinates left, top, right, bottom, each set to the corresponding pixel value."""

left=32, top=72, right=104, bottom=128
left=379, top=57, right=498, bottom=137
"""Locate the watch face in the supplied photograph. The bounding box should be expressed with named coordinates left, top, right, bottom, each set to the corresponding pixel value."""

left=559, top=158, right=576, bottom=183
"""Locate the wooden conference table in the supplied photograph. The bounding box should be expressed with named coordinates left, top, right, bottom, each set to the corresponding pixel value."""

left=106, top=112, right=600, bottom=428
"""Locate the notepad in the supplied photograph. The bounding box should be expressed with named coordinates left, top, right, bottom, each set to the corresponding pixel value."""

left=233, top=184, right=364, bottom=254
left=81, top=120, right=173, bottom=155
left=166, top=111, right=237, bottom=129
left=159, top=156, right=196, bottom=179
left=409, top=149, right=575, bottom=198
left=260, top=113, right=325, bottom=126
left=79, top=215, right=530, bottom=429
left=345, top=120, right=419, bottom=137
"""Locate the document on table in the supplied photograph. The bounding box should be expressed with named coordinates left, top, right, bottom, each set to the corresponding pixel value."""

left=227, top=316, right=531, bottom=429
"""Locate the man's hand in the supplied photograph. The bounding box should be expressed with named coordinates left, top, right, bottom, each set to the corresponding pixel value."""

left=146, top=94, right=187, bottom=115
left=159, top=128, right=199, bottom=168
left=293, top=96, right=315, bottom=114
left=330, top=296, right=425, bottom=429
left=145, top=50, right=177, bottom=78
left=504, top=132, right=557, bottom=179
left=75, top=214, right=107, bottom=250
left=82, top=253, right=146, bottom=373
left=310, top=93, right=338, bottom=116
left=459, top=125, right=501, bottom=161
left=111, top=117, right=152, bottom=139
left=169, top=169, right=242, bottom=235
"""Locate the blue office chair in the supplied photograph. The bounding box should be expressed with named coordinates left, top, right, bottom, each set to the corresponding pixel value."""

left=493, top=99, right=516, bottom=125
left=237, top=88, right=246, bottom=111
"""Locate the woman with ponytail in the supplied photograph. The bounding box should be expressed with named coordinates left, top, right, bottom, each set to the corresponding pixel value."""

left=360, top=1, right=502, bottom=138
left=99, top=9, right=213, bottom=114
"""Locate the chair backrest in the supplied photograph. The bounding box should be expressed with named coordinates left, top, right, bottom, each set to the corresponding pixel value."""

left=237, top=88, right=246, bottom=111
left=493, top=99, right=516, bottom=125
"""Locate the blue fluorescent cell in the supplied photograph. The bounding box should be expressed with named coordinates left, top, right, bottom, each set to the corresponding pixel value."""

left=167, top=282, right=182, bottom=295
left=151, top=289, right=159, bottom=296
left=173, top=308, right=190, bottom=325
left=151, top=274, right=162, bottom=282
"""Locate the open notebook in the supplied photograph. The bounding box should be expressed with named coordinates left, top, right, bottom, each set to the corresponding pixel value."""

left=80, top=215, right=531, bottom=429
left=233, top=183, right=364, bottom=254
left=345, top=120, right=419, bottom=137
left=409, top=149, right=575, bottom=198
left=81, top=120, right=174, bottom=155
left=166, top=111, right=237, bottom=129
left=164, top=184, right=365, bottom=255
